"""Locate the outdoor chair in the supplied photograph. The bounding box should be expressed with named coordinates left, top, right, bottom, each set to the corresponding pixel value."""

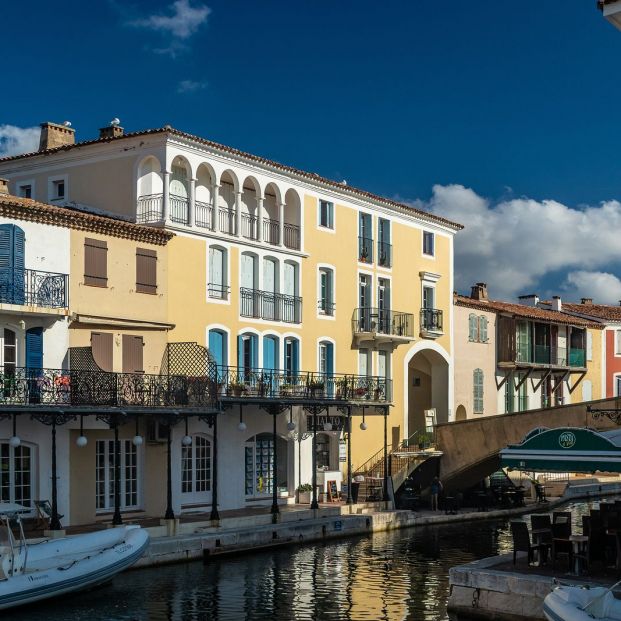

left=553, top=511, right=572, bottom=526
left=34, top=500, right=63, bottom=530
left=511, top=521, right=548, bottom=566
left=534, top=483, right=547, bottom=503
left=551, top=521, right=573, bottom=569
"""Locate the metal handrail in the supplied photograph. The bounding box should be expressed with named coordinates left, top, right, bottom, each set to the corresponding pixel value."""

left=0, top=268, right=68, bottom=308
left=352, top=307, right=413, bottom=338
left=420, top=308, right=443, bottom=332
left=240, top=287, right=302, bottom=323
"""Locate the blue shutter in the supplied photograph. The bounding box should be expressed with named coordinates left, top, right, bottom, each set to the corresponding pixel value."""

left=263, top=336, right=278, bottom=371
left=0, top=224, right=25, bottom=304
left=237, top=335, right=244, bottom=371
left=250, top=334, right=258, bottom=369
left=292, top=339, right=299, bottom=376
left=208, top=330, right=224, bottom=369
left=26, top=327, right=43, bottom=370
left=326, top=343, right=334, bottom=376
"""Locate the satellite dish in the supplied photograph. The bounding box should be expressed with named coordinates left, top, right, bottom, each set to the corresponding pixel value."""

left=63, top=121, right=72, bottom=127
left=110, top=118, right=121, bottom=126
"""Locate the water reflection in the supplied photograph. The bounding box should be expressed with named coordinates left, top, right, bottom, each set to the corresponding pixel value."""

left=7, top=499, right=605, bottom=621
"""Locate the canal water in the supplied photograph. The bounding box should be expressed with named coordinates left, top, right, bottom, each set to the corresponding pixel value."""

left=9, top=499, right=600, bottom=621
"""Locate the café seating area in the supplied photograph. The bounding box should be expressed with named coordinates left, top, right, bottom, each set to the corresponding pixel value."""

left=511, top=501, right=621, bottom=576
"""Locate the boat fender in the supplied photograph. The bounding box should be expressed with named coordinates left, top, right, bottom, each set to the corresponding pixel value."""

left=472, top=588, right=480, bottom=608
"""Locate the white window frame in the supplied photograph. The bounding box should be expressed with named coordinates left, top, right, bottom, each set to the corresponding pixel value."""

left=17, top=179, right=35, bottom=200
left=316, top=336, right=336, bottom=375
left=317, top=264, right=336, bottom=320
left=48, top=174, right=68, bottom=203
left=317, top=199, right=335, bottom=232
left=207, top=243, right=230, bottom=305
left=0, top=441, right=36, bottom=514
left=181, top=433, right=212, bottom=505
left=615, top=329, right=621, bottom=356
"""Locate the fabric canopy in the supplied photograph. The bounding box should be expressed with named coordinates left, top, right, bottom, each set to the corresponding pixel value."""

left=501, top=427, right=621, bottom=473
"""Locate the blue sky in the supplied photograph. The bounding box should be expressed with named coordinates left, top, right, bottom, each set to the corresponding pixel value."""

left=2, top=0, right=621, bottom=302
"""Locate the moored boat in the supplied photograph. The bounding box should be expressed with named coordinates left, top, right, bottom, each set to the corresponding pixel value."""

left=544, top=583, right=621, bottom=621
left=0, top=503, right=149, bottom=610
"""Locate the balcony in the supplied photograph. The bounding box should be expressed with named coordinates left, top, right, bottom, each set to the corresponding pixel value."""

left=420, top=308, right=443, bottom=338
left=359, top=236, right=374, bottom=263
left=569, top=348, right=586, bottom=368
left=217, top=366, right=391, bottom=404
left=136, top=193, right=163, bottom=223
left=284, top=223, right=300, bottom=250
left=352, top=307, right=414, bottom=345
left=512, top=344, right=584, bottom=369
left=378, top=241, right=392, bottom=268
left=240, top=287, right=302, bottom=323
left=263, top=218, right=279, bottom=245
left=195, top=200, right=214, bottom=229
left=0, top=366, right=216, bottom=409
left=0, top=268, right=68, bottom=310
left=241, top=213, right=258, bottom=240
left=219, top=207, right=237, bottom=235
left=169, top=194, right=189, bottom=225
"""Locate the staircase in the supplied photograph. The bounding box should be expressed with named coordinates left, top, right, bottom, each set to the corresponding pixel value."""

left=353, top=430, right=443, bottom=503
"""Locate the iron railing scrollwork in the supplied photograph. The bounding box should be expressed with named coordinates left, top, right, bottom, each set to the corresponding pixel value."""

left=219, top=208, right=236, bottom=235
left=420, top=308, right=443, bottom=333
left=136, top=193, right=163, bottom=223
left=241, top=213, right=259, bottom=240
left=0, top=268, right=68, bottom=308
left=240, top=287, right=302, bottom=323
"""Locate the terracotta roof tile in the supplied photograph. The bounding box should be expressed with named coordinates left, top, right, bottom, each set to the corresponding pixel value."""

left=561, top=302, right=621, bottom=323
left=0, top=194, right=173, bottom=246
left=0, top=126, right=463, bottom=231
left=455, top=295, right=602, bottom=329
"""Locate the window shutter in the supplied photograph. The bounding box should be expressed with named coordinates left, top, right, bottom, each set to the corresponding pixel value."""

left=326, top=343, right=334, bottom=376
left=292, top=339, right=299, bottom=375
left=122, top=335, right=144, bottom=373
left=237, top=335, right=244, bottom=370
left=84, top=238, right=108, bottom=287
left=209, top=330, right=225, bottom=369
left=473, top=368, right=484, bottom=413
left=136, top=248, right=157, bottom=294
left=479, top=316, right=488, bottom=342
left=25, top=327, right=43, bottom=370
left=91, top=332, right=113, bottom=371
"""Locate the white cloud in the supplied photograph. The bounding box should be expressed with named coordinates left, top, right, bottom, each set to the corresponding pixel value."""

left=563, top=271, right=621, bottom=305
left=0, top=125, right=40, bottom=157
left=409, top=184, right=621, bottom=301
left=131, top=0, right=210, bottom=53
left=177, top=79, right=207, bottom=94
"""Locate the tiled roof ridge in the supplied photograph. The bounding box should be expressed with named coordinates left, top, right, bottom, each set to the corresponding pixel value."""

left=0, top=195, right=173, bottom=246
left=0, top=126, right=463, bottom=231
left=455, top=294, right=602, bottom=329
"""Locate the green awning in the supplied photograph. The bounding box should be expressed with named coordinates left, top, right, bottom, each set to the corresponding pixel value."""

left=500, top=427, right=621, bottom=473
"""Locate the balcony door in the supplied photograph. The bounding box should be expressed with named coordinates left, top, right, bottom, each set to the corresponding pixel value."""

left=378, top=278, right=390, bottom=333
left=181, top=434, right=212, bottom=507
left=241, top=253, right=258, bottom=317
left=283, top=262, right=299, bottom=323
left=359, top=274, right=371, bottom=330
left=0, top=224, right=25, bottom=305
left=263, top=258, right=277, bottom=321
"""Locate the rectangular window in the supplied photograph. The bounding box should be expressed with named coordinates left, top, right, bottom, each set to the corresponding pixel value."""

left=84, top=238, right=108, bottom=287
left=96, top=440, right=139, bottom=511
left=473, top=369, right=484, bottom=413
left=53, top=180, right=65, bottom=200
left=319, top=268, right=334, bottom=315
left=358, top=348, right=370, bottom=377
left=122, top=335, right=144, bottom=374
left=136, top=248, right=157, bottom=294
left=18, top=185, right=32, bottom=199
left=208, top=247, right=228, bottom=299
left=359, top=213, right=373, bottom=263
left=423, top=231, right=435, bottom=256
left=319, top=200, right=334, bottom=229
left=616, top=330, right=621, bottom=355
left=378, top=219, right=391, bottom=267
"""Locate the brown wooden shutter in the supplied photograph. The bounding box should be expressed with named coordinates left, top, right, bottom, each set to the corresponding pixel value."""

left=84, top=238, right=108, bottom=287
left=122, top=335, right=144, bottom=373
left=91, top=332, right=113, bottom=371
left=136, top=248, right=157, bottom=294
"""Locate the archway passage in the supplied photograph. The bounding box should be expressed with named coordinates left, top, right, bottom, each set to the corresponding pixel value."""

left=407, top=348, right=449, bottom=433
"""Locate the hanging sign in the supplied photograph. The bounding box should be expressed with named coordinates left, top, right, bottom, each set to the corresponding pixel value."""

left=306, top=415, right=345, bottom=432
left=339, top=439, right=347, bottom=462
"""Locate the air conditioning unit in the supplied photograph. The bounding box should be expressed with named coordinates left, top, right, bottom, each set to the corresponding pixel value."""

left=146, top=420, right=169, bottom=444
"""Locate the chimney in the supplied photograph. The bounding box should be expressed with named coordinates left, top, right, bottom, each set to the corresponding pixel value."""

left=39, top=121, right=75, bottom=151
left=0, top=178, right=8, bottom=195
left=551, top=295, right=562, bottom=312
left=518, top=294, right=539, bottom=307
left=99, top=118, right=124, bottom=140
left=470, top=282, right=488, bottom=301
left=581, top=298, right=593, bottom=305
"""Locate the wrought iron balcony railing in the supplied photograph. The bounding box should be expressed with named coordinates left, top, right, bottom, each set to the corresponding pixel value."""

left=219, top=207, right=236, bottom=235
left=358, top=236, right=374, bottom=263
left=195, top=200, right=214, bottom=229
left=318, top=299, right=335, bottom=316
left=0, top=367, right=216, bottom=408
left=352, top=307, right=413, bottom=338
left=136, top=193, right=163, bottom=223
left=420, top=308, right=443, bottom=333
left=240, top=287, right=302, bottom=323
left=217, top=366, right=391, bottom=403
left=378, top=241, right=392, bottom=268
left=284, top=223, right=300, bottom=250
left=0, top=268, right=68, bottom=308
left=263, top=218, right=279, bottom=245
left=169, top=194, right=189, bottom=225
left=241, top=213, right=258, bottom=240
left=208, top=283, right=230, bottom=300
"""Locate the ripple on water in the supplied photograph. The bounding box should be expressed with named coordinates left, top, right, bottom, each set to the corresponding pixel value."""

left=6, top=498, right=606, bottom=621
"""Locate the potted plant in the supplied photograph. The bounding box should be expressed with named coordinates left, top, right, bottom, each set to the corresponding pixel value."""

left=297, top=483, right=313, bottom=504
left=416, top=431, right=433, bottom=450
left=354, top=387, right=368, bottom=399
left=336, top=379, right=349, bottom=399
left=308, top=380, right=325, bottom=397
left=229, top=382, right=246, bottom=397
left=280, top=383, right=293, bottom=397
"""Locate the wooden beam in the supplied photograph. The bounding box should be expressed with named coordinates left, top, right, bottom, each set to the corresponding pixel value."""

left=552, top=370, right=570, bottom=394
left=569, top=371, right=587, bottom=395
left=496, top=369, right=511, bottom=390
left=532, top=369, right=551, bottom=393
left=514, top=368, right=532, bottom=391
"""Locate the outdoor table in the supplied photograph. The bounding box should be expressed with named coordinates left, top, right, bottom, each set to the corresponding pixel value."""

left=532, top=528, right=552, bottom=564
left=570, top=535, right=589, bottom=575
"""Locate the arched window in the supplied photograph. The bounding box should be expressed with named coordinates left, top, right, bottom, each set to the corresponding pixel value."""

left=208, top=329, right=228, bottom=370
left=468, top=314, right=478, bottom=342
left=478, top=316, right=488, bottom=342
left=238, top=332, right=258, bottom=378
left=0, top=441, right=34, bottom=510
left=473, top=368, right=484, bottom=414
left=208, top=246, right=228, bottom=300
left=181, top=434, right=212, bottom=503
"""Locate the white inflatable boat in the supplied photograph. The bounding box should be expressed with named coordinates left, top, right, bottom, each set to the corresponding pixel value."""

left=544, top=583, right=621, bottom=621
left=0, top=503, right=149, bottom=610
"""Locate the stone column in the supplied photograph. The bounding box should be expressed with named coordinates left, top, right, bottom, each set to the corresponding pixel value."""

left=162, top=170, right=171, bottom=224
left=235, top=191, right=242, bottom=237
left=188, top=177, right=196, bottom=227
left=211, top=184, right=220, bottom=232
left=257, top=197, right=264, bottom=242
left=279, top=202, right=285, bottom=248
